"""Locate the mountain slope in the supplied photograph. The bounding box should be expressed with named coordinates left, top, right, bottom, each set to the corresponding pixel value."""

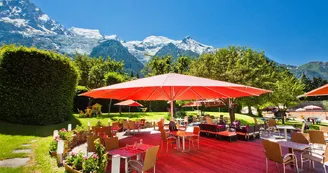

left=287, top=61, right=328, bottom=79
left=90, top=40, right=144, bottom=73
left=0, top=0, right=70, bottom=35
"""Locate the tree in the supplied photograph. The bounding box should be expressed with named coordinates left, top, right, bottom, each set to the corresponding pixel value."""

left=88, top=57, right=124, bottom=88
left=105, top=72, right=127, bottom=85
left=130, top=71, right=134, bottom=78
left=142, top=56, right=173, bottom=76
left=74, top=53, right=103, bottom=87
left=270, top=70, right=305, bottom=123
left=173, top=56, right=193, bottom=74
left=300, top=73, right=312, bottom=92
left=189, top=46, right=276, bottom=121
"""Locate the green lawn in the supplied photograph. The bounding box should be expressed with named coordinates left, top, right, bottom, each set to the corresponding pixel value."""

left=0, top=111, right=270, bottom=172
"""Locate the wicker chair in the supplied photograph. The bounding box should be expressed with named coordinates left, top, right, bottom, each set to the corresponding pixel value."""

left=262, top=139, right=299, bottom=173
left=129, top=121, right=139, bottom=135
left=104, top=136, right=119, bottom=151
left=308, top=130, right=326, bottom=149
left=160, top=130, right=176, bottom=152
left=301, top=144, right=328, bottom=173
left=87, top=135, right=100, bottom=156
left=128, top=145, right=160, bottom=173
left=187, top=126, right=200, bottom=149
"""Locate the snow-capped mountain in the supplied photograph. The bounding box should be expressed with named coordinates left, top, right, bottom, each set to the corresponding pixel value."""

left=0, top=0, right=70, bottom=35
left=122, top=35, right=215, bottom=64
left=68, top=27, right=103, bottom=39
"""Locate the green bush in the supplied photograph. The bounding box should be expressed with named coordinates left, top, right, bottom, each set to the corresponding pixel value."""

left=0, top=45, right=79, bottom=125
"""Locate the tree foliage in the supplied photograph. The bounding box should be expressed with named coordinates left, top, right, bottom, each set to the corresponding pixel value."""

left=270, top=70, right=305, bottom=109
left=142, top=55, right=192, bottom=76
left=0, top=45, right=79, bottom=125
left=105, top=72, right=127, bottom=85
left=73, top=54, right=125, bottom=89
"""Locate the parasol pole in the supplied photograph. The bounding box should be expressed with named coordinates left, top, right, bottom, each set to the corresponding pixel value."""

left=108, top=99, right=112, bottom=116
left=170, top=100, right=174, bottom=121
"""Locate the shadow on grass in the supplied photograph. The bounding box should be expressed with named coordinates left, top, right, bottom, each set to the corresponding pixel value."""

left=0, top=114, right=82, bottom=137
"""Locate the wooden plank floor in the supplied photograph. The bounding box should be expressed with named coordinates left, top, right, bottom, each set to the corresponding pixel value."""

left=108, top=129, right=325, bottom=173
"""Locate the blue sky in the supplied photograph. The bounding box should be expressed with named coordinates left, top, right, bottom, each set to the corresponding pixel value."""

left=31, top=0, right=328, bottom=65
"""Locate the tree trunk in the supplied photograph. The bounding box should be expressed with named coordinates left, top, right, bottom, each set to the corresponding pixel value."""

left=229, top=107, right=235, bottom=123
left=88, top=98, right=93, bottom=107
left=228, top=99, right=235, bottom=123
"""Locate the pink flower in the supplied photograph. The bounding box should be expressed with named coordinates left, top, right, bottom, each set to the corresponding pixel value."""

left=84, top=156, right=88, bottom=159
left=71, top=152, right=76, bottom=156
left=92, top=154, right=98, bottom=159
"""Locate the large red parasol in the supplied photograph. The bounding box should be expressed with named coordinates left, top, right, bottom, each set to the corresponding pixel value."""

left=81, top=73, right=271, bottom=119
left=302, top=84, right=328, bottom=97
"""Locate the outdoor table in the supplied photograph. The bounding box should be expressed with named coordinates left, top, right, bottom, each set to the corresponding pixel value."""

left=170, top=131, right=197, bottom=152
left=278, top=141, right=310, bottom=151
left=108, top=144, right=153, bottom=173
left=276, top=125, right=295, bottom=139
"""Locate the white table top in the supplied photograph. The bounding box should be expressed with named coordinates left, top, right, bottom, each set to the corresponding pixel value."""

left=278, top=141, right=310, bottom=150
left=276, top=125, right=296, bottom=130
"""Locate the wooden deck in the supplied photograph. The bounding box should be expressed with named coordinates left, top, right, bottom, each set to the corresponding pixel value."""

left=109, top=128, right=325, bottom=173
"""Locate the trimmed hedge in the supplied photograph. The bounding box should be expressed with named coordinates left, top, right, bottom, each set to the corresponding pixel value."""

left=0, top=45, right=79, bottom=125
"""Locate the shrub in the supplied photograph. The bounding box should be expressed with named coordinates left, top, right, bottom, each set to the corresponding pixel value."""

left=0, top=45, right=79, bottom=125
left=176, top=111, right=187, bottom=118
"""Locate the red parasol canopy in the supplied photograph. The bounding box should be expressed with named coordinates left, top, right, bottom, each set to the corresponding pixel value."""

left=80, top=73, right=271, bottom=119
left=301, top=84, right=328, bottom=97
left=114, top=100, right=143, bottom=107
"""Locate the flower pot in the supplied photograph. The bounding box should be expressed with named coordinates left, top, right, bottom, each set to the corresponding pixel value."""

left=63, top=161, right=82, bottom=173
left=49, top=151, right=57, bottom=157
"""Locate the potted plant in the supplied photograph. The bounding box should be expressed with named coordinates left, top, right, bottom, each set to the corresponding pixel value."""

left=49, top=138, right=58, bottom=157
left=83, top=139, right=108, bottom=173
left=63, top=152, right=83, bottom=173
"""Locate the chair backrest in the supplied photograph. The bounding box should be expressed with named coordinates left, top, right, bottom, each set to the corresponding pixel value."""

left=87, top=135, right=100, bottom=152
left=262, top=139, right=283, bottom=163
left=160, top=130, right=168, bottom=142
left=142, top=145, right=160, bottom=172
left=323, top=145, right=328, bottom=163
left=291, top=132, right=309, bottom=144
left=123, top=121, right=129, bottom=129
left=193, top=126, right=200, bottom=136
left=104, top=137, right=119, bottom=151
left=157, top=121, right=164, bottom=131
left=112, top=122, right=120, bottom=129
left=300, top=123, right=306, bottom=133
left=102, top=126, right=112, bottom=136
left=309, top=130, right=326, bottom=145
left=268, top=119, right=276, bottom=127
left=128, top=121, right=136, bottom=129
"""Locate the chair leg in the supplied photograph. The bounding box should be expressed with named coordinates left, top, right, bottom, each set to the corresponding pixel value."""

left=324, top=164, right=327, bottom=173
left=154, top=164, right=156, bottom=173
left=295, top=158, right=299, bottom=173
left=266, top=158, right=268, bottom=173
left=312, top=161, right=315, bottom=169
left=283, top=163, right=285, bottom=173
